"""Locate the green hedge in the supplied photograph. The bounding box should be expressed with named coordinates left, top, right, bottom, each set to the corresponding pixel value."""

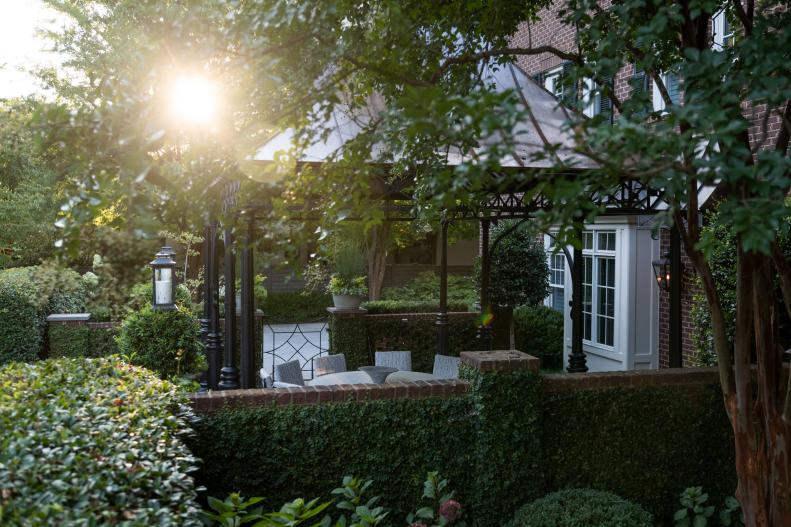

left=541, top=382, right=735, bottom=520
left=262, top=291, right=332, bottom=323
left=0, top=266, right=88, bottom=365
left=514, top=305, right=564, bottom=371
left=329, top=311, right=482, bottom=372
left=188, top=397, right=477, bottom=522
left=361, top=300, right=468, bottom=314
left=48, top=323, right=119, bottom=359
left=381, top=271, right=478, bottom=308
left=505, top=488, right=653, bottom=527
left=0, top=357, right=201, bottom=524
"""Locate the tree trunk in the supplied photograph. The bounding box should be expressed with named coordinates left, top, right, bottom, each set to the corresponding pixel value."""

left=367, top=222, right=390, bottom=301
left=719, top=249, right=791, bottom=527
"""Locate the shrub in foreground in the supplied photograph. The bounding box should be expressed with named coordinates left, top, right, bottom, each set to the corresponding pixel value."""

left=0, top=357, right=201, bottom=525
left=506, top=488, right=653, bottom=527
left=116, top=305, right=204, bottom=379
left=202, top=472, right=465, bottom=527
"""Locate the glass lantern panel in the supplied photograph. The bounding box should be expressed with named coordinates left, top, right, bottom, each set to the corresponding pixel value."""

left=155, top=268, right=173, bottom=304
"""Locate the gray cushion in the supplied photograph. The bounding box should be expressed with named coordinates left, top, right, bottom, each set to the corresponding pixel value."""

left=274, top=360, right=305, bottom=386
left=314, top=354, right=347, bottom=377
left=432, top=355, right=460, bottom=379
left=375, top=351, right=412, bottom=371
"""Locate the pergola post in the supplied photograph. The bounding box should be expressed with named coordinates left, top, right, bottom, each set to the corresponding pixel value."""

left=436, top=213, right=449, bottom=356
left=239, top=217, right=256, bottom=388
left=219, top=227, right=240, bottom=390
left=478, top=218, right=492, bottom=349
left=205, top=221, right=222, bottom=389
left=669, top=225, right=683, bottom=368
left=567, top=230, right=588, bottom=373
left=198, top=225, right=211, bottom=392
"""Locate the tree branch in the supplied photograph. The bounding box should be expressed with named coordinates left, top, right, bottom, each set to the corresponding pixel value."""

left=732, top=0, right=753, bottom=37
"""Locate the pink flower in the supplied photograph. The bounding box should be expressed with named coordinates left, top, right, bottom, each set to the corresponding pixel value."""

left=439, top=499, right=462, bottom=523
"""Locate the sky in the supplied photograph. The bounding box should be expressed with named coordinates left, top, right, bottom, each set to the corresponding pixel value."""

left=0, top=0, right=66, bottom=99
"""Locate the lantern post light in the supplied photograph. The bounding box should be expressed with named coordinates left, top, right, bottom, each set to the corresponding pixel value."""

left=150, top=246, right=177, bottom=311
left=652, top=252, right=672, bottom=292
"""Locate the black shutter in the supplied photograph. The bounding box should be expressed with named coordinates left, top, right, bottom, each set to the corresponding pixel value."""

left=561, top=61, right=576, bottom=104
left=631, top=66, right=650, bottom=113
left=532, top=72, right=544, bottom=86
left=598, top=74, right=613, bottom=123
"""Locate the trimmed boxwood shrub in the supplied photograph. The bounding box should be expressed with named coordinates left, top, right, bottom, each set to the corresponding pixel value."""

left=0, top=357, right=201, bottom=524
left=381, top=271, right=477, bottom=307
left=116, top=306, right=204, bottom=379
left=505, top=489, right=653, bottom=527
left=514, top=305, right=564, bottom=370
left=48, top=323, right=119, bottom=359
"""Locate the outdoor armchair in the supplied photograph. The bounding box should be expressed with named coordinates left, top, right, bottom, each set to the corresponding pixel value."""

left=314, top=354, right=347, bottom=377
left=274, top=360, right=305, bottom=387
left=432, top=354, right=460, bottom=379
left=375, top=351, right=412, bottom=371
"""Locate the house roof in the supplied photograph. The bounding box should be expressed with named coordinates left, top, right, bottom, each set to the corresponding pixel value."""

left=253, top=62, right=594, bottom=170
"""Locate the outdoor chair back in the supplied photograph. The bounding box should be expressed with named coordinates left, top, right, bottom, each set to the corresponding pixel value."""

left=259, top=368, right=273, bottom=388
left=314, top=354, right=347, bottom=377
left=375, top=351, right=412, bottom=371
left=432, top=354, right=460, bottom=379
left=274, top=360, right=305, bottom=387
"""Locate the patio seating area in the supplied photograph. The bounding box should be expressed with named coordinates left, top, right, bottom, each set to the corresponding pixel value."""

left=260, top=351, right=460, bottom=388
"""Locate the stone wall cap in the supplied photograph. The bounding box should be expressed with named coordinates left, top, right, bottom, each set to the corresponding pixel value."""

left=327, top=307, right=368, bottom=315
left=46, top=313, right=91, bottom=322
left=460, top=350, right=540, bottom=372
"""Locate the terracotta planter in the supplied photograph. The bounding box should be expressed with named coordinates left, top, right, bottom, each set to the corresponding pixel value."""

left=332, top=294, right=363, bottom=310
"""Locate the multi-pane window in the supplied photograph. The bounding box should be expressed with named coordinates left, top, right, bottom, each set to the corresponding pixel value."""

left=712, top=9, right=735, bottom=50
left=582, top=231, right=616, bottom=347
left=547, top=245, right=566, bottom=313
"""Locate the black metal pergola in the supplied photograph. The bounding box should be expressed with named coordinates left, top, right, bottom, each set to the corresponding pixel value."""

left=197, top=170, right=685, bottom=391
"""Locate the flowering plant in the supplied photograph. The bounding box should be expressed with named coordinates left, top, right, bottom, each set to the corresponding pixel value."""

left=406, top=472, right=466, bottom=527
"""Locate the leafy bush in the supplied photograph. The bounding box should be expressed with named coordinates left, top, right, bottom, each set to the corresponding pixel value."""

left=673, top=487, right=744, bottom=527
left=505, top=489, right=653, bottom=527
left=674, top=487, right=714, bottom=527
left=513, top=305, right=564, bottom=370
left=116, top=305, right=204, bottom=379
left=0, top=357, right=201, bottom=524
left=362, top=300, right=469, bottom=314
left=0, top=264, right=89, bottom=364
left=381, top=271, right=477, bottom=307
left=202, top=472, right=465, bottom=527
left=261, top=291, right=333, bottom=323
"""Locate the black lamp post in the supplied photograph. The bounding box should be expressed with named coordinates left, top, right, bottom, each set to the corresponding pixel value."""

left=652, top=252, right=672, bottom=292
left=151, top=246, right=177, bottom=311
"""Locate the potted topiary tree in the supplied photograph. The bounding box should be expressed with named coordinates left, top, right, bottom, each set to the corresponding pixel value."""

left=327, top=242, right=368, bottom=310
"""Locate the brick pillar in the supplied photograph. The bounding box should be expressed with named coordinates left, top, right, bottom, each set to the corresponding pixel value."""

left=460, top=350, right=543, bottom=525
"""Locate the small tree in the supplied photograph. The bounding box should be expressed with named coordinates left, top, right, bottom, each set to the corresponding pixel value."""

left=479, top=221, right=549, bottom=348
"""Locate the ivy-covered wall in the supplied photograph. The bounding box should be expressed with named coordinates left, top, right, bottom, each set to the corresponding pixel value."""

left=328, top=309, right=482, bottom=372
left=541, top=379, right=735, bottom=519
left=48, top=323, right=119, bottom=359
left=188, top=366, right=736, bottom=526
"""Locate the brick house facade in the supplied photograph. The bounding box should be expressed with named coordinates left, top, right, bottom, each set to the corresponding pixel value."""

left=509, top=2, right=785, bottom=369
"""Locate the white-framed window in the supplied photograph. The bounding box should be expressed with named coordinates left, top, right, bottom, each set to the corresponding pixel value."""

left=712, top=8, right=735, bottom=50
left=582, top=230, right=616, bottom=348
left=546, top=242, right=566, bottom=313
left=582, top=77, right=614, bottom=119
left=652, top=72, right=681, bottom=112
left=543, top=66, right=563, bottom=98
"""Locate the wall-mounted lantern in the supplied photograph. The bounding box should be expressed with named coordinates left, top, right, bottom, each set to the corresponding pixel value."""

left=151, top=246, right=177, bottom=311
left=652, top=252, right=671, bottom=292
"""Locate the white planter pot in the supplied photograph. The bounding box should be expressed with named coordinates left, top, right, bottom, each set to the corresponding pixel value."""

left=332, top=294, right=363, bottom=310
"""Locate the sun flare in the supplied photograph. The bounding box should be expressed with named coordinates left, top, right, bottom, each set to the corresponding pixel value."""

left=167, top=75, right=217, bottom=126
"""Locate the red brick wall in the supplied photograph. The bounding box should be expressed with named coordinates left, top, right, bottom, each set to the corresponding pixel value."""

left=656, top=228, right=700, bottom=368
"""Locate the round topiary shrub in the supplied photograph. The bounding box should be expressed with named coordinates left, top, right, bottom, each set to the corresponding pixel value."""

left=506, top=489, right=653, bottom=527
left=116, top=305, right=204, bottom=379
